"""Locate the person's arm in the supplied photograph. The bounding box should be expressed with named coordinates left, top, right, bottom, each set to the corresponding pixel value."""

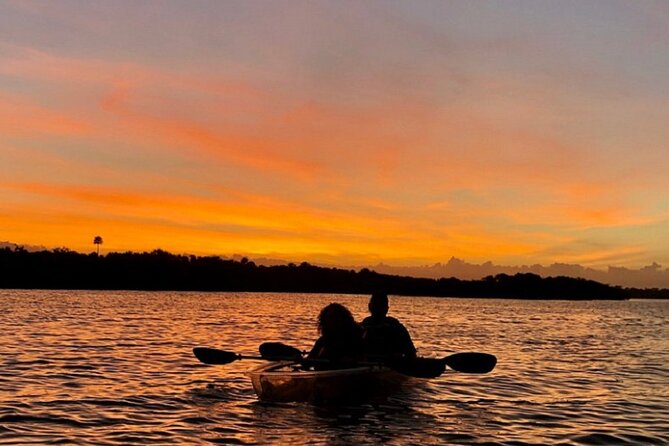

left=307, top=337, right=325, bottom=359
left=397, top=323, right=417, bottom=358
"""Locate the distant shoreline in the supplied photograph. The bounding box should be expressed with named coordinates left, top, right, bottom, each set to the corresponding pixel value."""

left=3, top=247, right=667, bottom=299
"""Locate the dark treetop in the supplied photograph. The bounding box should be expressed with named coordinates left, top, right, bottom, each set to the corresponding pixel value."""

left=1, top=247, right=663, bottom=299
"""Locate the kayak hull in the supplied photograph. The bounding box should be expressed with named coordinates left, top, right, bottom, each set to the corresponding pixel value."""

left=248, top=361, right=408, bottom=403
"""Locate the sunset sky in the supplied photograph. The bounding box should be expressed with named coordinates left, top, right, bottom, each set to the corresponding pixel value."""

left=1, top=1, right=669, bottom=269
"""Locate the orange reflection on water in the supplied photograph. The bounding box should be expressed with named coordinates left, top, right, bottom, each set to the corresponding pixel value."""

left=2, top=291, right=668, bottom=445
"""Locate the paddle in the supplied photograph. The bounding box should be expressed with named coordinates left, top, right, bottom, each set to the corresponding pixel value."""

left=193, top=347, right=301, bottom=365
left=442, top=352, right=497, bottom=374
left=194, top=345, right=497, bottom=377
left=380, top=353, right=496, bottom=377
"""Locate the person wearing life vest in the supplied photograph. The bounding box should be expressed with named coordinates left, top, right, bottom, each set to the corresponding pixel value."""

left=362, top=293, right=416, bottom=360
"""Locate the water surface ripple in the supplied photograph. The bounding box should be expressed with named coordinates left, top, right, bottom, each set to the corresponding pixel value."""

left=1, top=291, right=667, bottom=445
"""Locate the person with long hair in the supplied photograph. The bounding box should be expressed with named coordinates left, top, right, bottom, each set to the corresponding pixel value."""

left=307, top=303, right=364, bottom=368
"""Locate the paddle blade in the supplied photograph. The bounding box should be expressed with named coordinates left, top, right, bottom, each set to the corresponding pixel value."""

left=392, top=357, right=446, bottom=378
left=259, top=342, right=303, bottom=359
left=443, top=352, right=497, bottom=374
left=193, top=347, right=240, bottom=365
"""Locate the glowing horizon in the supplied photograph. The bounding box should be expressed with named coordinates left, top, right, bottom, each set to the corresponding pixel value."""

left=1, top=1, right=669, bottom=271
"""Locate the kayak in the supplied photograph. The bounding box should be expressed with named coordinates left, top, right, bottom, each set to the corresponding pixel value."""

left=248, top=361, right=409, bottom=403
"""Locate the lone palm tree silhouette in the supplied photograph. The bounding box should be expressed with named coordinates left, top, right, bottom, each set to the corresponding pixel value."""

left=93, top=236, right=103, bottom=255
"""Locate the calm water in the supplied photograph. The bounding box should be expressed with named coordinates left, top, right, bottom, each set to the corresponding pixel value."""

left=1, top=291, right=668, bottom=445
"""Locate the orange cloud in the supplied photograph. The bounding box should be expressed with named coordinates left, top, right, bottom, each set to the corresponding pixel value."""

left=0, top=92, right=93, bottom=137
left=2, top=45, right=323, bottom=182
left=100, top=91, right=329, bottom=183
left=0, top=43, right=265, bottom=100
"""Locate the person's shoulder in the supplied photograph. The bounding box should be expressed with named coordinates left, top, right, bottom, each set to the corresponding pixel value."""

left=361, top=316, right=374, bottom=326
left=386, top=316, right=403, bottom=326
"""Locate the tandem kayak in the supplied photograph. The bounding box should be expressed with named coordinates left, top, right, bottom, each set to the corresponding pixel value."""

left=248, top=361, right=409, bottom=403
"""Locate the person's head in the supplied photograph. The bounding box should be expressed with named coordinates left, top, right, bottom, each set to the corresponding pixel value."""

left=317, top=303, right=357, bottom=337
left=368, top=293, right=389, bottom=318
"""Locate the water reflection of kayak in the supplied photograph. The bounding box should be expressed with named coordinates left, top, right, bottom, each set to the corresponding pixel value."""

left=248, top=361, right=409, bottom=403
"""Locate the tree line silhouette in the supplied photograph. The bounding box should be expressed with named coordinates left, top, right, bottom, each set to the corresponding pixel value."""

left=1, top=246, right=664, bottom=299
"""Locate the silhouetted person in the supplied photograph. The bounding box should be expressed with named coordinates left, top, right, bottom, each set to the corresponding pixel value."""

left=307, top=303, right=364, bottom=369
left=362, top=293, right=417, bottom=360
